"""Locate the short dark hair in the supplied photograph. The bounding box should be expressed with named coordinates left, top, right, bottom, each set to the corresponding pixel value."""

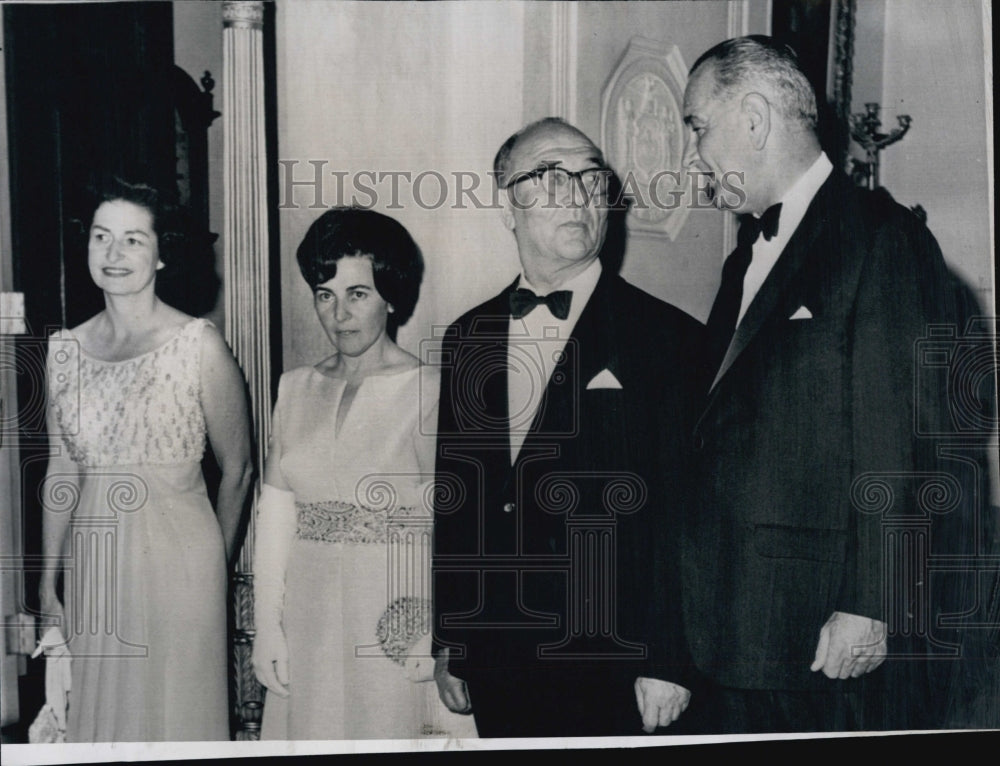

left=296, top=207, right=424, bottom=340
left=493, top=116, right=601, bottom=187
left=82, top=175, right=219, bottom=316
left=691, top=35, right=818, bottom=131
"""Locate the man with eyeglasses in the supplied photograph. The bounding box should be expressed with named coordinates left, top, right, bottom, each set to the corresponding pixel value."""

left=432, top=117, right=704, bottom=737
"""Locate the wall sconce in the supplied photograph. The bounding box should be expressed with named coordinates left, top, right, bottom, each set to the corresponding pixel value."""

left=849, top=102, right=912, bottom=190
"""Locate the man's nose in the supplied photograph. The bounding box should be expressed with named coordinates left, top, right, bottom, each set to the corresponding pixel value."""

left=681, top=130, right=700, bottom=170
left=564, top=175, right=602, bottom=210
left=565, top=180, right=586, bottom=208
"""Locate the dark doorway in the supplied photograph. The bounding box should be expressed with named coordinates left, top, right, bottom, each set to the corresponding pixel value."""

left=5, top=1, right=177, bottom=331
left=770, top=0, right=850, bottom=166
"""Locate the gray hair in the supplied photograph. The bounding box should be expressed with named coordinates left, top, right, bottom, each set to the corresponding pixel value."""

left=691, top=36, right=818, bottom=131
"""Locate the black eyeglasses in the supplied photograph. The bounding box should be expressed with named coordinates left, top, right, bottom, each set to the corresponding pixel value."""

left=503, top=163, right=611, bottom=197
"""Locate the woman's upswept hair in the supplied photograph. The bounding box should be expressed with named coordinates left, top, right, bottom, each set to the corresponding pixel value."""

left=296, top=206, right=424, bottom=340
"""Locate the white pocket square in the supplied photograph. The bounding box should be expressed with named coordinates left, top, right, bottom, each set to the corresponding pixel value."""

left=789, top=305, right=813, bottom=320
left=586, top=368, right=623, bottom=390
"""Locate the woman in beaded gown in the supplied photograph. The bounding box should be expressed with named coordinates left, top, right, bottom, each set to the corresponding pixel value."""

left=253, top=208, right=477, bottom=740
left=40, top=179, right=254, bottom=742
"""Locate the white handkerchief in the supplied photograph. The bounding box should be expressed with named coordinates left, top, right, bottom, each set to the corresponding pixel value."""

left=586, top=368, right=623, bottom=390
left=789, top=305, right=813, bottom=320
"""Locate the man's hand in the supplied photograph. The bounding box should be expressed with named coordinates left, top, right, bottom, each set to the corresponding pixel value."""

left=434, top=649, right=472, bottom=714
left=810, top=610, right=887, bottom=679
left=634, top=677, right=690, bottom=733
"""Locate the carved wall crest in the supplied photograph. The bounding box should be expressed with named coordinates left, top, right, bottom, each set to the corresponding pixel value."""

left=601, top=38, right=690, bottom=240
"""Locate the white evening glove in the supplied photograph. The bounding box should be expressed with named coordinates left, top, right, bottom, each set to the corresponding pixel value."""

left=251, top=483, right=296, bottom=698
left=29, top=626, right=72, bottom=740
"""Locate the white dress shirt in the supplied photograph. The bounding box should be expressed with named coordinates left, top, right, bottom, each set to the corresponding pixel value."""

left=737, top=151, right=833, bottom=325
left=507, top=257, right=602, bottom=462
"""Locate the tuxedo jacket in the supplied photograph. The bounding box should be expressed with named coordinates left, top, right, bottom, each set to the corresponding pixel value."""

left=433, top=269, right=704, bottom=708
left=682, top=172, right=977, bottom=693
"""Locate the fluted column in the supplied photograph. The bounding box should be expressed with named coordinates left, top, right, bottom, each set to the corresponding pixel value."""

left=222, top=0, right=270, bottom=739
left=549, top=2, right=578, bottom=123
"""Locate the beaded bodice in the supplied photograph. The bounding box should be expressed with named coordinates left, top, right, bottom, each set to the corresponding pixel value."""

left=46, top=318, right=208, bottom=467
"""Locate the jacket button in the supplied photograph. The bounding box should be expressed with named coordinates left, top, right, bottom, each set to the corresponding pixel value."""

left=502, top=502, right=516, bottom=514
left=693, top=433, right=705, bottom=451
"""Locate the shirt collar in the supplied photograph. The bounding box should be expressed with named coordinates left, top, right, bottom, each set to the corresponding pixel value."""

left=769, top=151, right=833, bottom=243
left=512, top=257, right=602, bottom=329
left=518, top=257, right=602, bottom=305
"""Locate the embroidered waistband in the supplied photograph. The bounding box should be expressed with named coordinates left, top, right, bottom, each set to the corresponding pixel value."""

left=296, top=500, right=431, bottom=545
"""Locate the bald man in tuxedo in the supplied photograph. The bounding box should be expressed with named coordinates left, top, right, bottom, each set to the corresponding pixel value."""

left=432, top=117, right=704, bottom=737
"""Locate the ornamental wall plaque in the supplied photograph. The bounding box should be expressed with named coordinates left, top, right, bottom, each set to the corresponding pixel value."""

left=601, top=37, right=690, bottom=241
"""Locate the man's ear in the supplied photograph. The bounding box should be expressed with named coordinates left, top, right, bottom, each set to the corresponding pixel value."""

left=499, top=190, right=516, bottom=232
left=741, top=92, right=771, bottom=150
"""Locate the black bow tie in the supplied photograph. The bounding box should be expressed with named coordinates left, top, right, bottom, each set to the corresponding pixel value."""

left=509, top=288, right=573, bottom=320
left=704, top=202, right=782, bottom=376
left=737, top=203, right=782, bottom=246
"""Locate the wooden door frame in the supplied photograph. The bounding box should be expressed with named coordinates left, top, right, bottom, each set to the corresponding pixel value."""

left=1, top=6, right=26, bottom=731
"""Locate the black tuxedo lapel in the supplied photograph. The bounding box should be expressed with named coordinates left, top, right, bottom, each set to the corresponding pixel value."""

left=444, top=281, right=518, bottom=506
left=520, top=270, right=619, bottom=447
left=473, top=277, right=519, bottom=440
left=571, top=271, right=620, bottom=387
left=710, top=175, right=839, bottom=391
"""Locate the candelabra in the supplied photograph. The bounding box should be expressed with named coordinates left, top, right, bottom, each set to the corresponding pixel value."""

left=850, top=102, right=912, bottom=190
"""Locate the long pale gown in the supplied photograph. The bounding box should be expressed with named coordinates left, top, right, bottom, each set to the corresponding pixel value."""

left=259, top=364, right=477, bottom=740
left=46, top=317, right=229, bottom=742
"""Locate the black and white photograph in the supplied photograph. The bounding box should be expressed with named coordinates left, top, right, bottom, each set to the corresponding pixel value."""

left=1, top=0, right=996, bottom=761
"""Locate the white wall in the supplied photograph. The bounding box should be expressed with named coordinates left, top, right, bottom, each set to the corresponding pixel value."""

left=277, top=0, right=526, bottom=370
left=879, top=0, right=993, bottom=310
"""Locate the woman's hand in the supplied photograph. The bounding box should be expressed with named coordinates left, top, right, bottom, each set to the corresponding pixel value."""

left=252, top=619, right=290, bottom=698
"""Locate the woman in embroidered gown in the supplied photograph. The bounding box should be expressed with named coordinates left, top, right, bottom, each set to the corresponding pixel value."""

left=253, top=207, right=476, bottom=739
left=40, top=178, right=254, bottom=742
